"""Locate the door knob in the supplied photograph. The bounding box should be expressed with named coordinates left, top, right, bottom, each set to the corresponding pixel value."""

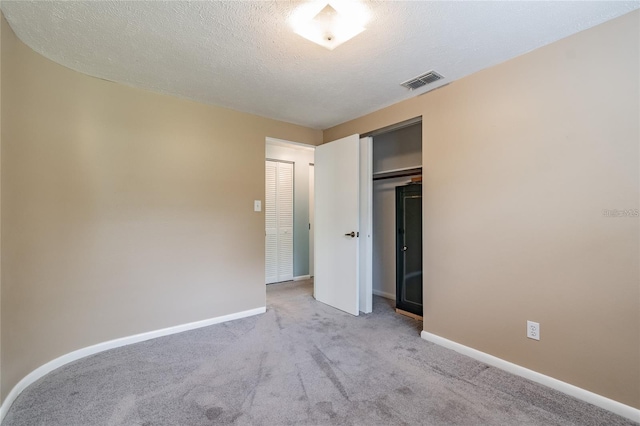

left=345, top=231, right=356, bottom=238
left=402, top=246, right=408, bottom=251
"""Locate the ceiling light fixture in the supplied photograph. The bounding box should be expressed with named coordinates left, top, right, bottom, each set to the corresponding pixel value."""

left=290, top=1, right=370, bottom=50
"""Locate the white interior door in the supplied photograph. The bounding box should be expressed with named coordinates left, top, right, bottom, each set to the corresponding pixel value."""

left=265, top=161, right=278, bottom=284
left=315, top=134, right=361, bottom=315
left=265, top=160, right=294, bottom=284
left=277, top=162, right=294, bottom=282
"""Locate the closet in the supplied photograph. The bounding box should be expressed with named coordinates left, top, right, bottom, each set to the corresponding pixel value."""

left=371, top=121, right=423, bottom=318
left=265, top=160, right=294, bottom=284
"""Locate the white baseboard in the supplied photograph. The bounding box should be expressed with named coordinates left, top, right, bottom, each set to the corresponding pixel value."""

left=293, top=275, right=311, bottom=281
left=0, top=306, right=266, bottom=423
left=420, top=331, right=640, bottom=422
left=373, top=289, right=395, bottom=300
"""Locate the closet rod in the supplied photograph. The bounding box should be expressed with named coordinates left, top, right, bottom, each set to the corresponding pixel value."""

left=372, top=167, right=422, bottom=181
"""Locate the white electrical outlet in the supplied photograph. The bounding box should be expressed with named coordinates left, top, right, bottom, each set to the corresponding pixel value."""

left=254, top=200, right=261, bottom=212
left=527, top=321, right=540, bottom=341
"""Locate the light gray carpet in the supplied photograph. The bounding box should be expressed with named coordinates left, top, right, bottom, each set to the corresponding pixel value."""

left=4, top=279, right=636, bottom=426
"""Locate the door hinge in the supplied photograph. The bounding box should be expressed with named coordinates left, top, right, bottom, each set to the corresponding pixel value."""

left=357, top=232, right=360, bottom=237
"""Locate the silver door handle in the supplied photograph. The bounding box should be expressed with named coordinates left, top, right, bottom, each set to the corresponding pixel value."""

left=402, top=246, right=408, bottom=251
left=345, top=231, right=356, bottom=238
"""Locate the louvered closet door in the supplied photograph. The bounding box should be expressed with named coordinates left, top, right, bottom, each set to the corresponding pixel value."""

left=277, top=162, right=294, bottom=281
left=265, top=161, right=278, bottom=284
left=265, top=160, right=294, bottom=284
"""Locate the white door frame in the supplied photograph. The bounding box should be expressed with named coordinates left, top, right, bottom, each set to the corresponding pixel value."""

left=359, top=137, right=373, bottom=314
left=309, top=163, right=315, bottom=277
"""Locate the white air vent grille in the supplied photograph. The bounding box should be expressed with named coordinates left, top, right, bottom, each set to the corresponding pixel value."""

left=401, top=71, right=444, bottom=90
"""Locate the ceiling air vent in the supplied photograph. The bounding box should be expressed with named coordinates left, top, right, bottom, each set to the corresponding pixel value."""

left=401, top=70, right=444, bottom=90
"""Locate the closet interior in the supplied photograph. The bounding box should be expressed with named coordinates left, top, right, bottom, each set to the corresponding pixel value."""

left=372, top=121, right=423, bottom=319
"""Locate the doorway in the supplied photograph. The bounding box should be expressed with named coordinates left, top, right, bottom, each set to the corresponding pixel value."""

left=369, top=120, right=423, bottom=319
left=265, top=138, right=315, bottom=284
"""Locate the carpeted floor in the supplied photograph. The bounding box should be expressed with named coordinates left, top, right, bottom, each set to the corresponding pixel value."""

left=4, top=279, right=636, bottom=425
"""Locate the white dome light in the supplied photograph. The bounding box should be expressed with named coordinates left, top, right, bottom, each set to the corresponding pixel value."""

left=290, top=1, right=370, bottom=50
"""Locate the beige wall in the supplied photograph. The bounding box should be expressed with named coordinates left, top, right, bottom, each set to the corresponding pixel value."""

left=0, top=14, right=321, bottom=401
left=326, top=11, right=640, bottom=408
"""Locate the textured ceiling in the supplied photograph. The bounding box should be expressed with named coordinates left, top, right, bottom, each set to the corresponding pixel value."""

left=2, top=1, right=638, bottom=129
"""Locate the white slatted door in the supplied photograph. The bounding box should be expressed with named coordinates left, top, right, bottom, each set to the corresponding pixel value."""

left=265, top=161, right=278, bottom=284
left=277, top=162, right=294, bottom=281
left=265, top=160, right=294, bottom=284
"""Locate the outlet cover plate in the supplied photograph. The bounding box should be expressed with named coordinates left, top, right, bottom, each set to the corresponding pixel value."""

left=527, top=321, right=540, bottom=340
